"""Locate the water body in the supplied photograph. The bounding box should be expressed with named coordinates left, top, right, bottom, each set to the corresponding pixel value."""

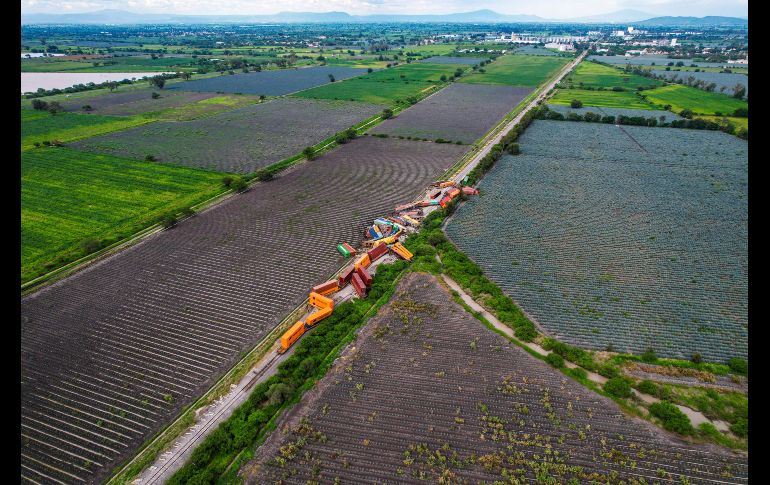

left=21, top=53, right=66, bottom=58
left=21, top=72, right=172, bottom=93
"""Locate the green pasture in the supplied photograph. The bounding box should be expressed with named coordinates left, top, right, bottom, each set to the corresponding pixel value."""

left=459, top=54, right=569, bottom=87
left=292, top=63, right=460, bottom=105
left=641, top=84, right=748, bottom=115
left=568, top=61, right=664, bottom=89
left=550, top=89, right=658, bottom=109
left=21, top=148, right=228, bottom=284
left=21, top=110, right=154, bottom=150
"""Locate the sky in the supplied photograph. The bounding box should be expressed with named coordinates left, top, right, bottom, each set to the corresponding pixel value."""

left=20, top=0, right=749, bottom=18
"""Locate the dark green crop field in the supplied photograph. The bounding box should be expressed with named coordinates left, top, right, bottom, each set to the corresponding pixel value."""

left=292, top=62, right=461, bottom=105
left=566, top=61, right=664, bottom=89
left=459, top=54, right=569, bottom=87
left=21, top=109, right=153, bottom=150
left=22, top=148, right=226, bottom=283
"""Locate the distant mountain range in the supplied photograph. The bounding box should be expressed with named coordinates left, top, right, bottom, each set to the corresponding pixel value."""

left=20, top=9, right=748, bottom=26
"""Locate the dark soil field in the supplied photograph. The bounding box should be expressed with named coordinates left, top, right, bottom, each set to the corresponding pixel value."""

left=167, top=66, right=369, bottom=95
left=446, top=120, right=747, bottom=363
left=71, top=98, right=383, bottom=172
left=370, top=83, right=532, bottom=143
left=243, top=273, right=747, bottom=484
left=20, top=137, right=467, bottom=485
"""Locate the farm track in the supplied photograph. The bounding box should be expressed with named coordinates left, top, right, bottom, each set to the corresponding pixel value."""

left=246, top=273, right=747, bottom=484
left=20, top=136, right=466, bottom=484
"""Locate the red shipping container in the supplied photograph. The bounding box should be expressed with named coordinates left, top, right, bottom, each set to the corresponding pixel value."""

left=356, top=265, right=373, bottom=286
left=439, top=196, right=452, bottom=208
left=430, top=190, right=442, bottom=199
left=341, top=242, right=357, bottom=256
left=367, top=243, right=389, bottom=262
left=447, top=188, right=461, bottom=198
left=312, top=279, right=339, bottom=295
left=338, top=265, right=355, bottom=288
left=351, top=273, right=367, bottom=297
left=462, top=186, right=479, bottom=195
left=416, top=201, right=432, bottom=207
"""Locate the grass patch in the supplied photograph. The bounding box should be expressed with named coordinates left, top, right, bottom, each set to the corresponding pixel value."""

left=566, top=61, right=664, bottom=89
left=641, top=84, right=748, bottom=115
left=21, top=147, right=227, bottom=283
left=460, top=54, right=569, bottom=87
left=21, top=109, right=153, bottom=150
left=550, top=88, right=657, bottom=109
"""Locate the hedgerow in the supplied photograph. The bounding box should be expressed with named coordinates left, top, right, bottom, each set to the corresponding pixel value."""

left=649, top=401, right=694, bottom=435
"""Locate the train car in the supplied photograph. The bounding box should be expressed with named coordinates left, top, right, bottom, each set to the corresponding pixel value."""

left=279, top=320, right=306, bottom=354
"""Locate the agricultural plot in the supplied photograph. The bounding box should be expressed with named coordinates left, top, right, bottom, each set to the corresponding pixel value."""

left=459, top=54, right=568, bottom=87
left=566, top=61, right=664, bottom=89
left=20, top=137, right=466, bottom=485
left=419, top=56, right=485, bottom=65
left=588, top=55, right=743, bottom=69
left=167, top=66, right=369, bottom=95
left=21, top=148, right=226, bottom=283
left=550, top=88, right=657, bottom=109
left=515, top=45, right=565, bottom=56
left=244, top=273, right=747, bottom=484
left=21, top=109, right=152, bottom=150
left=58, top=88, right=219, bottom=115
left=294, top=63, right=461, bottom=105
left=370, top=83, right=532, bottom=143
left=446, top=120, right=747, bottom=363
left=642, top=84, right=748, bottom=115
left=546, top=103, right=684, bottom=121
left=21, top=55, right=198, bottom=72
left=72, top=98, right=383, bottom=173
left=651, top=69, right=749, bottom=98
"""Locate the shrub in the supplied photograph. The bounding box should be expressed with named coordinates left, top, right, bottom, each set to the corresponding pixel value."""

left=570, top=99, right=583, bottom=108
left=302, top=146, right=316, bottom=160
left=381, top=108, right=393, bottom=119
left=145, top=154, right=157, bottom=162
left=514, top=324, right=537, bottom=342
left=230, top=177, right=248, bottom=192
left=545, top=352, right=564, bottom=368
left=31, top=99, right=49, bottom=110
left=80, top=238, right=102, bottom=254
left=222, top=176, right=233, bottom=187
left=151, top=92, right=161, bottom=99
left=255, top=169, right=273, bottom=182
left=603, top=377, right=632, bottom=398
left=730, top=417, right=747, bottom=438
left=82, top=104, right=93, bottom=111
left=568, top=367, right=587, bottom=380
left=649, top=401, right=693, bottom=435
left=596, top=364, right=620, bottom=379
left=679, top=109, right=694, bottom=119
left=161, top=213, right=178, bottom=229
left=727, top=357, right=747, bottom=376
left=641, top=348, right=657, bottom=363
left=690, top=353, right=702, bottom=364
left=636, top=380, right=658, bottom=395
left=507, top=143, right=520, bottom=155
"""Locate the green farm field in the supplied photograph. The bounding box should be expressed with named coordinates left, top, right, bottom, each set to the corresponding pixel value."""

left=567, top=61, right=664, bottom=89
left=21, top=109, right=154, bottom=150
left=550, top=88, right=657, bottom=109
left=460, top=54, right=569, bottom=87
left=642, top=84, right=748, bottom=115
left=292, top=62, right=461, bottom=105
left=21, top=148, right=228, bottom=283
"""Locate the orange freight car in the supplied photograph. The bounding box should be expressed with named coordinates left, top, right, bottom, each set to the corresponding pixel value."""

left=279, top=320, right=306, bottom=354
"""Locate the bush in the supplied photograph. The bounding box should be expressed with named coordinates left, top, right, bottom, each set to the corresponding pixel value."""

left=222, top=176, right=233, bottom=187
left=568, top=367, right=587, bottom=380
left=145, top=154, right=157, bottom=162
left=80, top=238, right=102, bottom=254
left=636, top=380, right=658, bottom=395
left=730, top=417, right=747, bottom=438
left=302, top=146, right=316, bottom=160
left=570, top=99, right=583, bottom=108
left=603, top=377, right=632, bottom=398
left=31, top=99, right=49, bottom=110
left=151, top=92, right=161, bottom=99
left=381, top=108, right=393, bottom=119
left=82, top=104, right=93, bottom=112
left=230, top=177, right=248, bottom=192
left=690, top=352, right=702, bottom=364
left=727, top=357, right=747, bottom=375
left=254, top=169, right=273, bottom=182
left=649, top=401, right=693, bottom=435
left=545, top=352, right=564, bottom=368
left=161, top=213, right=178, bottom=229
left=593, top=364, right=618, bottom=380
left=641, top=348, right=657, bottom=363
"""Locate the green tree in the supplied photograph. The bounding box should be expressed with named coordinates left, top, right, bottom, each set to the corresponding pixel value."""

left=302, top=146, right=316, bottom=160
left=381, top=108, right=394, bottom=119
left=603, top=377, right=632, bottom=398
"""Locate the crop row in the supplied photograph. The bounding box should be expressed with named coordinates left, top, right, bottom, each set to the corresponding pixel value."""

left=446, top=120, right=747, bottom=363
left=20, top=137, right=467, bottom=484
left=370, top=83, right=532, bottom=144
left=71, top=97, right=383, bottom=173
left=247, top=273, right=747, bottom=484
